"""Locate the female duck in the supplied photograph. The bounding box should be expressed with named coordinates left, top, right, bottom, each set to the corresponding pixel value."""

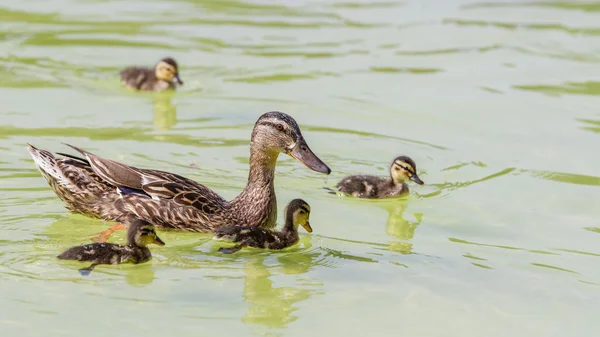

left=336, top=156, right=423, bottom=198
left=214, top=199, right=312, bottom=254
left=27, top=111, right=330, bottom=233
left=57, top=219, right=165, bottom=275
left=120, top=57, right=183, bottom=92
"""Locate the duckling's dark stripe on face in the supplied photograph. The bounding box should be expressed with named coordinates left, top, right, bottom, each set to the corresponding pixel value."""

left=394, top=161, right=415, bottom=175
left=394, top=156, right=417, bottom=170
left=140, top=228, right=154, bottom=234
left=299, top=205, right=310, bottom=214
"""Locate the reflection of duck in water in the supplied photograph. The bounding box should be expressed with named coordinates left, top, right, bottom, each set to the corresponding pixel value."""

left=214, top=199, right=312, bottom=254
left=120, top=57, right=184, bottom=92
left=57, top=219, right=165, bottom=275
left=153, top=93, right=177, bottom=130
left=336, top=156, right=423, bottom=198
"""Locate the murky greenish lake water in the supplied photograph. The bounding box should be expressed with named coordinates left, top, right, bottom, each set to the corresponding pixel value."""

left=1, top=0, right=600, bottom=336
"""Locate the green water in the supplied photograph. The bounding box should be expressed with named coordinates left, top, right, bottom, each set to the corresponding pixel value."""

left=1, top=0, right=600, bottom=336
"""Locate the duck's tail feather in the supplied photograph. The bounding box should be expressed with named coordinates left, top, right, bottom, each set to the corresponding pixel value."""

left=55, top=152, right=89, bottom=165
left=27, top=144, right=116, bottom=219
left=27, top=144, right=72, bottom=187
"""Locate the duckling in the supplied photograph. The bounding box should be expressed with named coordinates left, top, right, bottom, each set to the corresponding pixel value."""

left=57, top=219, right=165, bottom=275
left=214, top=199, right=312, bottom=254
left=336, top=156, right=424, bottom=198
left=120, top=57, right=183, bottom=92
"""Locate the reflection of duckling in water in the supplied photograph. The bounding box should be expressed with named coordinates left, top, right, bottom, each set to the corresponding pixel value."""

left=242, top=257, right=313, bottom=329
left=120, top=57, right=184, bottom=92
left=380, top=200, right=423, bottom=254
left=214, top=199, right=312, bottom=254
left=384, top=201, right=422, bottom=240
left=57, top=219, right=165, bottom=275
left=153, top=94, right=177, bottom=130
left=336, top=156, right=424, bottom=198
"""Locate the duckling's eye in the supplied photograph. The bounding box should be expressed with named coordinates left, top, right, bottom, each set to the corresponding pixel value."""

left=275, top=124, right=284, bottom=131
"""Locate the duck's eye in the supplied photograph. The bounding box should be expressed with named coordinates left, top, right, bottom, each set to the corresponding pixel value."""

left=275, top=124, right=284, bottom=131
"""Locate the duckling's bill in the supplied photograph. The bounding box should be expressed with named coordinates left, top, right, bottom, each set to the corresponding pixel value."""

left=174, top=74, right=184, bottom=85
left=410, top=174, right=424, bottom=185
left=153, top=236, right=166, bottom=246
left=301, top=221, right=313, bottom=233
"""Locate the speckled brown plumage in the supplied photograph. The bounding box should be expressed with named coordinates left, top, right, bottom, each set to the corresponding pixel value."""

left=27, top=111, right=331, bottom=232
left=336, top=155, right=424, bottom=198
left=57, top=219, right=164, bottom=275
left=214, top=199, right=312, bottom=253
left=120, top=57, right=183, bottom=92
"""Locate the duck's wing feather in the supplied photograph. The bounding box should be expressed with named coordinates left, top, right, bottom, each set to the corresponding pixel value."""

left=64, top=144, right=226, bottom=208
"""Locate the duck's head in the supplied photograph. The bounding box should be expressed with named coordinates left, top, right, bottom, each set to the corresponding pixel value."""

left=285, top=198, right=312, bottom=233
left=155, top=57, right=183, bottom=85
left=128, top=219, right=166, bottom=247
left=251, top=111, right=331, bottom=174
left=390, top=156, right=423, bottom=185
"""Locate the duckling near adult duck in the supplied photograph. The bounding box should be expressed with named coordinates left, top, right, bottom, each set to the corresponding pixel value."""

left=336, top=156, right=424, bottom=198
left=27, top=111, right=330, bottom=234
left=57, top=219, right=165, bottom=275
left=214, top=199, right=312, bottom=254
left=120, top=57, right=183, bottom=92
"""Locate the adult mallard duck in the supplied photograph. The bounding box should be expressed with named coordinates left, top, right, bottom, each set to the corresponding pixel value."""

left=57, top=219, right=165, bottom=275
left=336, top=155, right=423, bottom=198
left=120, top=57, right=183, bottom=92
left=214, top=199, right=312, bottom=254
left=27, top=111, right=330, bottom=232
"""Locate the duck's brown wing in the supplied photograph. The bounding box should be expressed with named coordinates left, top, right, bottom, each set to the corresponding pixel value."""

left=64, top=144, right=226, bottom=207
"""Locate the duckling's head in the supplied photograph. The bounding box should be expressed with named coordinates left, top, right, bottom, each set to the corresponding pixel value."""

left=155, top=57, right=183, bottom=85
left=251, top=111, right=331, bottom=174
left=127, top=219, right=166, bottom=247
left=390, top=156, right=424, bottom=185
left=285, top=199, right=312, bottom=233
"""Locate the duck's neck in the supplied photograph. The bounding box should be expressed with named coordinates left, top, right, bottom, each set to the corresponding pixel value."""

left=247, top=144, right=279, bottom=187
left=231, top=143, right=279, bottom=227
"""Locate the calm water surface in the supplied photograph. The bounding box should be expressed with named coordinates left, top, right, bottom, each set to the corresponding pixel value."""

left=1, top=0, right=600, bottom=336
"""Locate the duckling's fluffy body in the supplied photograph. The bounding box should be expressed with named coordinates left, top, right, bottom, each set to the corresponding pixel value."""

left=336, top=156, right=423, bottom=199
left=120, top=57, right=183, bottom=92
left=58, top=242, right=151, bottom=265
left=57, top=219, right=164, bottom=275
left=337, top=175, right=407, bottom=198
left=214, top=226, right=294, bottom=250
left=214, top=199, right=312, bottom=253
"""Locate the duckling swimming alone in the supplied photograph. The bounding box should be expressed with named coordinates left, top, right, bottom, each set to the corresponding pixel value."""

left=214, top=199, right=312, bottom=254
left=57, top=219, right=165, bottom=275
left=120, top=57, right=183, bottom=92
left=336, top=156, right=423, bottom=198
